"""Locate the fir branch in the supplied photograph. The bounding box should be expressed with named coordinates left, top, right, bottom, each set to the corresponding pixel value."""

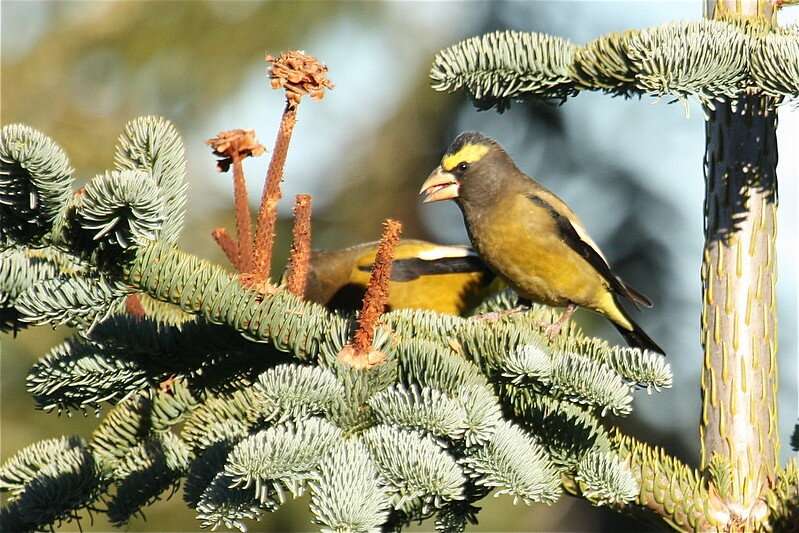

left=0, top=436, right=105, bottom=533
left=310, top=439, right=391, bottom=533
left=149, top=379, right=200, bottom=431
left=546, top=351, right=634, bottom=416
left=114, top=116, right=188, bottom=243
left=71, top=170, right=165, bottom=255
left=188, top=441, right=270, bottom=532
left=459, top=319, right=540, bottom=375
left=462, top=322, right=636, bottom=416
left=431, top=30, right=577, bottom=111
left=612, top=429, right=711, bottom=531
left=27, top=338, right=150, bottom=414
left=382, top=307, right=467, bottom=344
left=459, top=421, right=561, bottom=506
left=574, top=451, right=638, bottom=506
left=195, top=470, right=270, bottom=532
left=624, top=20, right=749, bottom=105
left=0, top=436, right=88, bottom=501
left=184, top=440, right=234, bottom=508
left=27, top=312, right=289, bottom=415
left=0, top=248, right=60, bottom=332
left=390, top=334, right=503, bottom=446
left=570, top=31, right=639, bottom=96
left=181, top=389, right=262, bottom=454
left=90, top=394, right=193, bottom=527
left=183, top=401, right=289, bottom=530
left=368, top=385, right=468, bottom=440
left=124, top=240, right=350, bottom=361
left=186, top=419, right=252, bottom=460
left=125, top=292, right=198, bottom=327
left=389, top=334, right=504, bottom=443
left=84, top=314, right=285, bottom=393
left=562, top=339, right=673, bottom=392
left=385, top=305, right=567, bottom=360
left=362, top=425, right=466, bottom=516
left=0, top=249, right=59, bottom=305
left=457, top=384, right=504, bottom=447
left=14, top=275, right=130, bottom=329
left=468, top=287, right=520, bottom=315
left=23, top=245, right=90, bottom=276
left=433, top=500, right=481, bottom=533
left=0, top=124, right=74, bottom=247
left=224, top=417, right=343, bottom=507
left=498, top=383, right=610, bottom=470
left=90, top=395, right=150, bottom=471
left=394, top=336, right=488, bottom=396
left=325, top=344, right=398, bottom=434
left=432, top=20, right=799, bottom=110
left=89, top=395, right=194, bottom=527
left=502, top=338, right=553, bottom=383
left=750, top=25, right=799, bottom=97
left=252, top=363, right=345, bottom=423
left=106, top=433, right=191, bottom=527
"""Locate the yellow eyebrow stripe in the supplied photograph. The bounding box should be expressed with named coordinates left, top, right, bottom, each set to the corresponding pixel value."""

left=442, top=144, right=490, bottom=171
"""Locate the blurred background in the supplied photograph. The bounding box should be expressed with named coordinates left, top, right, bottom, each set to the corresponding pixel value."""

left=1, top=1, right=797, bottom=531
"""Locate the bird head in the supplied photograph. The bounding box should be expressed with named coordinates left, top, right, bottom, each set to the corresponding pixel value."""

left=419, top=132, right=512, bottom=207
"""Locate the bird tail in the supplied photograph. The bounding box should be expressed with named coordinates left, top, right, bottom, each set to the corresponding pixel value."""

left=612, top=313, right=665, bottom=355
left=616, top=277, right=653, bottom=309
left=608, top=294, right=665, bottom=355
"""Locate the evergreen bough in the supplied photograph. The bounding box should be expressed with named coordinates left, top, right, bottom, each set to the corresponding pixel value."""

left=1, top=116, right=671, bottom=531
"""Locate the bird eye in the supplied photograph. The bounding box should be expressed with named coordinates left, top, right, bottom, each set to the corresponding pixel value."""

left=457, top=162, right=469, bottom=172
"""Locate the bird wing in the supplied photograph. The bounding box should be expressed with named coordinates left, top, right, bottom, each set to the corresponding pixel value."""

left=533, top=190, right=609, bottom=263
left=526, top=193, right=652, bottom=309
left=358, top=254, right=493, bottom=282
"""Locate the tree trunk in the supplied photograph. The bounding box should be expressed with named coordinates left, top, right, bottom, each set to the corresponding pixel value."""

left=700, top=2, right=779, bottom=528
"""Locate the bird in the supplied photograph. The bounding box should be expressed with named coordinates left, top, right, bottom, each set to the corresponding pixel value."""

left=291, top=239, right=499, bottom=315
left=419, top=131, right=664, bottom=354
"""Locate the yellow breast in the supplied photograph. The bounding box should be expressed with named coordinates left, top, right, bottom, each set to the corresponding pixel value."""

left=468, top=194, right=605, bottom=307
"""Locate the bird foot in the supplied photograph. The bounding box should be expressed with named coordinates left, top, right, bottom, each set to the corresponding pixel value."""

left=475, top=306, right=525, bottom=322
left=543, top=321, right=565, bottom=340
left=159, top=374, right=177, bottom=395
left=542, top=304, right=577, bottom=340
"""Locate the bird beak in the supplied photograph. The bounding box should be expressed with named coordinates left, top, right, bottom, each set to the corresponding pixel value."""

left=419, top=167, right=459, bottom=203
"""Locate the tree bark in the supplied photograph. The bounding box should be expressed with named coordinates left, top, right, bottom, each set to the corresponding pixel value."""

left=701, top=3, right=780, bottom=529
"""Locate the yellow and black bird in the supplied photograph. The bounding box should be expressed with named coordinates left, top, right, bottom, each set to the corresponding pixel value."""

left=419, top=132, right=664, bottom=354
left=297, top=239, right=498, bottom=315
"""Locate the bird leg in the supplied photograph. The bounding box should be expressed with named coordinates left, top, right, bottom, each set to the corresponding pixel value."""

left=544, top=304, right=577, bottom=339
left=475, top=306, right=526, bottom=322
